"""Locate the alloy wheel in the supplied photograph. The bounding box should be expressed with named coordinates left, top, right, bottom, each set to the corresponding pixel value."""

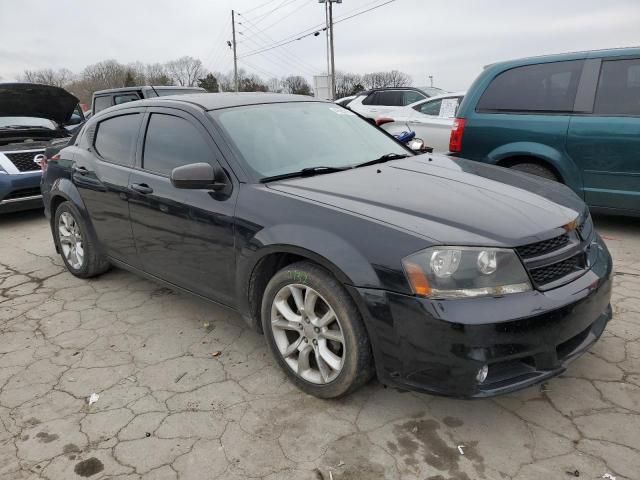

left=270, top=284, right=346, bottom=384
left=58, top=211, right=84, bottom=270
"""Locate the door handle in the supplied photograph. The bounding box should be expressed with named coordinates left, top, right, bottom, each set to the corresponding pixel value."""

left=130, top=183, right=154, bottom=195
left=72, top=166, right=88, bottom=175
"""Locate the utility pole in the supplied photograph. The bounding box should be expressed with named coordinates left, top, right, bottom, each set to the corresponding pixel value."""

left=319, top=0, right=340, bottom=100
left=429, top=75, right=434, bottom=88
left=231, top=9, right=238, bottom=92
left=328, top=1, right=336, bottom=100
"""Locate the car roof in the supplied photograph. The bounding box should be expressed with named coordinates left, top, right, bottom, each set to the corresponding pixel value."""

left=94, top=92, right=326, bottom=115
left=93, top=86, right=205, bottom=95
left=358, top=86, right=427, bottom=96
left=485, top=46, right=640, bottom=70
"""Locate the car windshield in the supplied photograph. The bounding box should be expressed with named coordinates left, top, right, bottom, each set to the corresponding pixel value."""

left=212, top=102, right=408, bottom=179
left=0, top=116, right=57, bottom=129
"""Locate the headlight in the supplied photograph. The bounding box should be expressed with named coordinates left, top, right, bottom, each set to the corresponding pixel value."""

left=402, top=246, right=531, bottom=299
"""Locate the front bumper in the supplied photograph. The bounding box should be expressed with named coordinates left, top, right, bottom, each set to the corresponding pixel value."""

left=0, top=172, right=43, bottom=214
left=350, top=236, right=613, bottom=398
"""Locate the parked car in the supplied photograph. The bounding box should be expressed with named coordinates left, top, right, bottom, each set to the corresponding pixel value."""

left=42, top=93, right=612, bottom=399
left=451, top=47, right=640, bottom=216
left=377, top=91, right=465, bottom=152
left=347, top=87, right=429, bottom=119
left=417, top=86, right=448, bottom=97
left=91, top=85, right=206, bottom=115
left=0, top=83, right=83, bottom=213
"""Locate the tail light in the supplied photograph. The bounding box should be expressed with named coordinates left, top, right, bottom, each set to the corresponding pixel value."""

left=449, top=118, right=466, bottom=153
left=375, top=117, right=395, bottom=126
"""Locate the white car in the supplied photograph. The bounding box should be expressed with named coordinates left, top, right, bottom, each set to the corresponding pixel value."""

left=377, top=92, right=465, bottom=152
left=347, top=88, right=429, bottom=119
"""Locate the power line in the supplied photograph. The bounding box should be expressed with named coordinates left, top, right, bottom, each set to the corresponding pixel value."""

left=238, top=31, right=318, bottom=76
left=240, top=0, right=278, bottom=16
left=246, top=0, right=299, bottom=24
left=239, top=0, right=396, bottom=59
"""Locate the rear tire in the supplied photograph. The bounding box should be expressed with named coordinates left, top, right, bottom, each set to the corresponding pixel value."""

left=261, top=261, right=374, bottom=399
left=54, top=201, right=110, bottom=278
left=509, top=162, right=559, bottom=182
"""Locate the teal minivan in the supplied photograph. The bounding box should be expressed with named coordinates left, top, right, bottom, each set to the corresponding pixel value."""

left=451, top=47, right=640, bottom=216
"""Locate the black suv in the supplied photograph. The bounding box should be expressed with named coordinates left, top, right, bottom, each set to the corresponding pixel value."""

left=91, top=85, right=205, bottom=115
left=42, top=93, right=612, bottom=399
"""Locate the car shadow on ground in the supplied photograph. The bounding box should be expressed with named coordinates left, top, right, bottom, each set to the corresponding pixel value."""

left=0, top=208, right=45, bottom=227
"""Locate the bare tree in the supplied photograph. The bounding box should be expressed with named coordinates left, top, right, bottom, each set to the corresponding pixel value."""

left=146, top=63, right=171, bottom=85
left=334, top=71, right=364, bottom=98
left=385, top=70, right=412, bottom=87
left=362, top=70, right=412, bottom=89
left=165, top=56, right=206, bottom=86
left=280, top=76, right=312, bottom=95
left=20, top=68, right=74, bottom=87
left=267, top=77, right=282, bottom=93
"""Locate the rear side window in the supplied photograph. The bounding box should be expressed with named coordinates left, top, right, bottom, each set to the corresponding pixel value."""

left=361, top=93, right=378, bottom=105
left=594, top=58, right=640, bottom=115
left=143, top=114, right=212, bottom=176
left=93, top=96, right=113, bottom=113
left=376, top=91, right=404, bottom=106
left=403, top=90, right=425, bottom=105
left=416, top=99, right=443, bottom=116
left=94, top=114, right=141, bottom=166
left=114, top=93, right=140, bottom=105
left=477, top=60, right=584, bottom=113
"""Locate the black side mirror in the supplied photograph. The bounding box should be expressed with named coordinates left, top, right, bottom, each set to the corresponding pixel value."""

left=170, top=162, right=228, bottom=191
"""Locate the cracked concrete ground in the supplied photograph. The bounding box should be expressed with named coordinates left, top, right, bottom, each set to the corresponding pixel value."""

left=0, top=210, right=639, bottom=480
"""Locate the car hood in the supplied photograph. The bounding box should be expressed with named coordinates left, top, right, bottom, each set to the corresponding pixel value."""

left=0, top=83, right=79, bottom=124
left=266, top=155, right=584, bottom=246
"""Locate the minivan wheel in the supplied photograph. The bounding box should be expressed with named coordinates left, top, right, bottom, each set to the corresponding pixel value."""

left=509, top=162, right=559, bottom=182
left=261, top=261, right=374, bottom=398
left=54, top=201, right=110, bottom=278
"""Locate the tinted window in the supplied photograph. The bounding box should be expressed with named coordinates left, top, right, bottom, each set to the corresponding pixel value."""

left=376, top=91, right=404, bottom=106
left=594, top=58, right=640, bottom=115
left=114, top=93, right=140, bottom=105
left=477, top=60, right=584, bottom=112
left=361, top=92, right=378, bottom=105
left=143, top=114, right=212, bottom=176
left=93, top=96, right=113, bottom=113
left=416, top=99, right=442, bottom=116
left=94, top=114, right=141, bottom=166
left=403, top=91, right=425, bottom=105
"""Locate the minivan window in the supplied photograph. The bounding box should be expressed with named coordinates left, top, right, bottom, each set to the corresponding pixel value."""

left=143, top=114, right=212, bottom=176
left=93, top=96, right=112, bottom=113
left=477, top=60, right=584, bottom=113
left=594, top=58, right=640, bottom=115
left=94, top=114, right=141, bottom=166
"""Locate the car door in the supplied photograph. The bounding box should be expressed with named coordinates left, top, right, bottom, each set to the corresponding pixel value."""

left=72, top=110, right=144, bottom=266
left=127, top=108, right=237, bottom=306
left=409, top=96, right=462, bottom=151
left=566, top=57, right=640, bottom=212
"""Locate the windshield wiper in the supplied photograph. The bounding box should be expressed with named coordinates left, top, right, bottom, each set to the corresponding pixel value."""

left=261, top=166, right=350, bottom=183
left=354, top=153, right=410, bottom=169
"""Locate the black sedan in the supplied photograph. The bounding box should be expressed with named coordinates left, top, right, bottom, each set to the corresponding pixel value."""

left=41, top=93, right=613, bottom=398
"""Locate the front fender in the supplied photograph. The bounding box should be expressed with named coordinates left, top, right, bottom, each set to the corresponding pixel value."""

left=487, top=142, right=582, bottom=193
left=236, top=224, right=382, bottom=319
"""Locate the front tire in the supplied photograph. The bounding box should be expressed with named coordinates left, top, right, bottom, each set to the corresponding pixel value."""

left=54, top=201, right=110, bottom=278
left=261, top=261, right=374, bottom=398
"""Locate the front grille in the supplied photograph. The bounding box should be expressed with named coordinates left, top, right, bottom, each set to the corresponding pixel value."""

left=516, top=234, right=569, bottom=259
left=3, top=187, right=41, bottom=200
left=4, top=150, right=43, bottom=172
left=530, top=254, right=583, bottom=285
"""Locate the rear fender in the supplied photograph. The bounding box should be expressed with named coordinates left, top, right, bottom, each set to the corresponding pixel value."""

left=488, top=142, right=582, bottom=193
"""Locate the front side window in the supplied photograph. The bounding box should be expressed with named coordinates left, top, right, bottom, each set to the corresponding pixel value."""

left=477, top=60, right=584, bottom=113
left=114, top=93, right=140, bottom=105
left=213, top=102, right=407, bottom=179
left=594, top=58, right=640, bottom=115
left=143, top=114, right=212, bottom=176
left=361, top=92, right=378, bottom=105
left=94, top=114, right=141, bottom=166
left=93, top=96, right=113, bottom=113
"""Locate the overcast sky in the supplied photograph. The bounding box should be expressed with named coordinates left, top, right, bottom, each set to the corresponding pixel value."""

left=1, top=0, right=639, bottom=91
